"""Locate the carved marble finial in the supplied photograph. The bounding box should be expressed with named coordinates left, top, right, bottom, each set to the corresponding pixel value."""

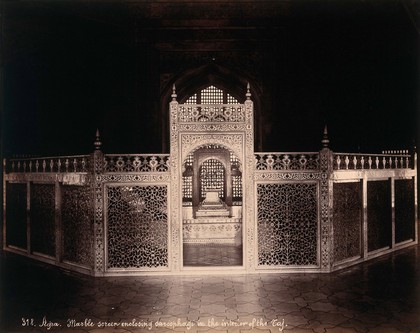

left=322, top=125, right=329, bottom=148
left=171, top=84, right=177, bottom=101
left=246, top=82, right=251, bottom=100
left=94, top=128, right=102, bottom=151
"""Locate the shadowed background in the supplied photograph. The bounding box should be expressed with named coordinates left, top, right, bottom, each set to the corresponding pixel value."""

left=1, top=0, right=418, bottom=156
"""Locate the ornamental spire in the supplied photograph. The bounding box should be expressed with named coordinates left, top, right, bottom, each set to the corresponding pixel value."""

left=246, top=82, right=251, bottom=100
left=171, top=84, right=177, bottom=101
left=94, top=128, right=102, bottom=151
left=321, top=125, right=329, bottom=148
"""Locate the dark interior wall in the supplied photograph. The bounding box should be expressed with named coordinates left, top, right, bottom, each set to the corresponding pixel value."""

left=1, top=0, right=418, bottom=156
left=2, top=2, right=140, bottom=155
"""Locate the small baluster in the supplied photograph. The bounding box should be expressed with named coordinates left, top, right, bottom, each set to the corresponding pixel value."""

left=282, top=154, right=290, bottom=170
left=50, top=159, right=54, bottom=172
left=156, top=156, right=163, bottom=171
left=258, top=154, right=266, bottom=170
left=35, top=160, right=39, bottom=172
left=65, top=159, right=69, bottom=172
left=274, top=154, right=282, bottom=169
left=23, top=161, right=27, bottom=172
left=360, top=156, right=365, bottom=170
left=126, top=156, right=132, bottom=171
left=57, top=159, right=61, bottom=173
left=132, top=156, right=140, bottom=172
left=73, top=158, right=78, bottom=172
left=161, top=156, right=168, bottom=171
left=336, top=155, right=341, bottom=170
left=82, top=158, right=86, bottom=172
left=116, top=156, right=125, bottom=172
left=399, top=156, right=403, bottom=169
left=394, top=157, right=399, bottom=168
left=11, top=161, right=15, bottom=172
left=149, top=156, right=158, bottom=172
left=42, top=159, right=46, bottom=172
left=406, top=156, right=410, bottom=168
left=29, top=160, right=33, bottom=172
left=299, top=154, right=307, bottom=170
left=17, top=161, right=21, bottom=172
left=368, top=156, right=372, bottom=169
left=345, top=156, right=350, bottom=169
left=382, top=156, right=386, bottom=169
left=141, top=156, right=149, bottom=171
left=388, top=156, right=393, bottom=169
left=375, top=156, right=379, bottom=169
left=353, top=156, right=357, bottom=169
left=259, top=154, right=266, bottom=167
left=166, top=156, right=170, bottom=171
left=266, top=154, right=274, bottom=170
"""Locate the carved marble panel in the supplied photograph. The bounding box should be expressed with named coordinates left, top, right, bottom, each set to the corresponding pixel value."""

left=5, top=183, right=27, bottom=249
left=395, top=178, right=415, bottom=243
left=333, top=182, right=362, bottom=262
left=30, top=183, right=56, bottom=257
left=106, top=185, right=168, bottom=269
left=257, top=183, right=318, bottom=266
left=62, top=185, right=94, bottom=267
left=367, top=180, right=392, bottom=252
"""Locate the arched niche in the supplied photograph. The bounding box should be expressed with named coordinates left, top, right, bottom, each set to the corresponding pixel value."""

left=160, top=62, right=262, bottom=152
left=181, top=144, right=243, bottom=220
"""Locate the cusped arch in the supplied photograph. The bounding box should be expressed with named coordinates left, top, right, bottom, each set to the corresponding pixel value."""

left=198, top=156, right=229, bottom=171
left=181, top=139, right=243, bottom=167
left=161, top=62, right=262, bottom=152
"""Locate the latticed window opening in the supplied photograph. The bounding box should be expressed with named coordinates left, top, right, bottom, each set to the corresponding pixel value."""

left=200, top=159, right=225, bottom=201
left=232, top=175, right=242, bottom=200
left=185, top=86, right=238, bottom=104
left=182, top=154, right=194, bottom=201
left=184, top=94, right=197, bottom=105
left=201, top=86, right=223, bottom=104
left=182, top=145, right=242, bottom=205
left=227, top=94, right=238, bottom=104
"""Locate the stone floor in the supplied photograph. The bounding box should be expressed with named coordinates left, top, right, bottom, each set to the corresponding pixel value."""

left=1, top=245, right=419, bottom=333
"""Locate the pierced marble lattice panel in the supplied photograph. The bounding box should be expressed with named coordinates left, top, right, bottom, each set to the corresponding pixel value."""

left=30, top=184, right=56, bottom=257
left=395, top=179, right=415, bottom=243
left=200, top=158, right=225, bottom=200
left=6, top=183, right=27, bottom=249
left=107, top=185, right=168, bottom=269
left=257, top=183, right=318, bottom=266
left=62, top=185, right=94, bottom=267
left=333, top=182, right=362, bottom=263
left=367, top=180, right=392, bottom=252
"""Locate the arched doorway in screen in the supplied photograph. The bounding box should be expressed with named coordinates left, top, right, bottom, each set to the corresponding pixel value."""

left=181, top=86, right=243, bottom=267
